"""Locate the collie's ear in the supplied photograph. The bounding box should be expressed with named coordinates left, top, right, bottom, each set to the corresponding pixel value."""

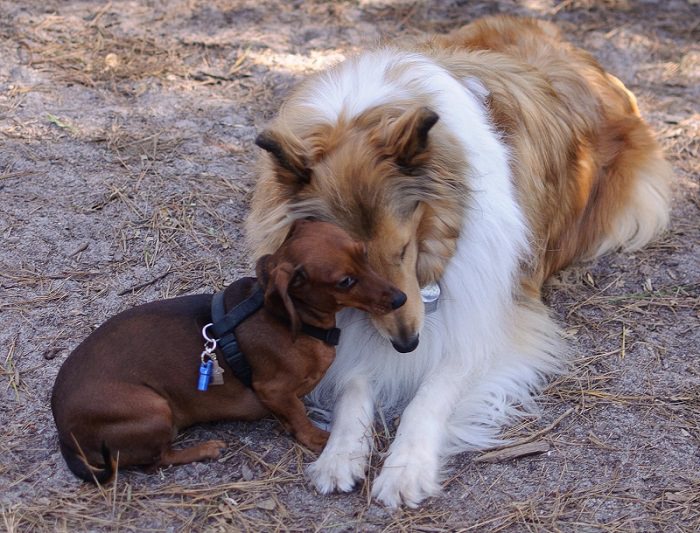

left=255, top=130, right=311, bottom=187
left=389, top=107, right=439, bottom=170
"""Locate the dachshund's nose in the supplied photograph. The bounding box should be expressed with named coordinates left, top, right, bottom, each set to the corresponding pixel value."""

left=391, top=291, right=407, bottom=310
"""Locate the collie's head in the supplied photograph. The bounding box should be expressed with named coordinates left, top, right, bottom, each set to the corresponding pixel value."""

left=251, top=101, right=469, bottom=352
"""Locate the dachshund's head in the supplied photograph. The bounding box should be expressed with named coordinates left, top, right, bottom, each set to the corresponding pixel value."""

left=256, top=219, right=406, bottom=336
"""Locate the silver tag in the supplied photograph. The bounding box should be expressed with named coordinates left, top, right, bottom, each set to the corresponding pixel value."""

left=210, top=358, right=225, bottom=386
left=421, top=283, right=441, bottom=314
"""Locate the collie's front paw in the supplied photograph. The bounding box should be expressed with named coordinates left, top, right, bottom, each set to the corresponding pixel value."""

left=371, top=449, right=441, bottom=508
left=306, top=444, right=368, bottom=494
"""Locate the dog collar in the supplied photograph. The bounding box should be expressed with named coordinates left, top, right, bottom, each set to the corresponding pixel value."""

left=208, top=282, right=341, bottom=388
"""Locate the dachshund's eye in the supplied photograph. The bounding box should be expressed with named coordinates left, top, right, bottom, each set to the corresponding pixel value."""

left=336, top=276, right=357, bottom=289
left=291, top=268, right=307, bottom=287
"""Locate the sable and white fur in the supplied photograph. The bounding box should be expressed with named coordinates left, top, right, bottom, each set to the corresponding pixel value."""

left=246, top=16, right=671, bottom=507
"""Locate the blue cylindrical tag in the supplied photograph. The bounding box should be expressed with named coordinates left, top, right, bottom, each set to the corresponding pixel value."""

left=197, top=360, right=214, bottom=391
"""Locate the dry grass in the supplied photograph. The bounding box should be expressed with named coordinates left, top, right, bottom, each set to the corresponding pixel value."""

left=455, top=477, right=699, bottom=533
left=20, top=17, right=186, bottom=89
left=2, top=478, right=297, bottom=532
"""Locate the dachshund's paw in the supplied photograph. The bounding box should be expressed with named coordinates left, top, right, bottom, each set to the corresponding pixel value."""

left=297, top=427, right=330, bottom=453
left=200, top=439, right=227, bottom=460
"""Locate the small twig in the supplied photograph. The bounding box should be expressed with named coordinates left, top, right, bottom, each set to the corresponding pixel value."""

left=621, top=325, right=627, bottom=360
left=46, top=113, right=79, bottom=135
left=475, top=440, right=550, bottom=464
left=4, top=335, right=20, bottom=400
left=117, top=268, right=171, bottom=296
left=111, top=451, right=119, bottom=520
left=88, top=1, right=113, bottom=27
left=481, top=407, right=575, bottom=454
left=69, top=242, right=88, bottom=257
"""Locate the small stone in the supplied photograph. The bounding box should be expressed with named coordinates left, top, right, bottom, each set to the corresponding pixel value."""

left=43, top=347, right=60, bottom=360
left=241, top=463, right=254, bottom=481
left=255, top=498, right=276, bottom=511
left=104, top=53, right=120, bottom=70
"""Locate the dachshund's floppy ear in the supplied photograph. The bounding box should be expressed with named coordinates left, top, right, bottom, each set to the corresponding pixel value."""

left=263, top=261, right=303, bottom=338
left=281, top=218, right=312, bottom=243
left=256, top=130, right=311, bottom=188
left=255, top=254, right=273, bottom=287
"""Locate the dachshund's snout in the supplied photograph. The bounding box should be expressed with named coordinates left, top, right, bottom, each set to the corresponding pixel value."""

left=391, top=290, right=407, bottom=310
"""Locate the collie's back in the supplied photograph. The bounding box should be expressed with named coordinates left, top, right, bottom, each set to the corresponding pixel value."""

left=428, top=15, right=671, bottom=287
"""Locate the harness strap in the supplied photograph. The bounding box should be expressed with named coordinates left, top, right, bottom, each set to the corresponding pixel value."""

left=211, top=287, right=264, bottom=388
left=210, top=285, right=341, bottom=388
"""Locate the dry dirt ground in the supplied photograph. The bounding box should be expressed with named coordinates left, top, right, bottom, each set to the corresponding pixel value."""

left=1, top=0, right=698, bottom=531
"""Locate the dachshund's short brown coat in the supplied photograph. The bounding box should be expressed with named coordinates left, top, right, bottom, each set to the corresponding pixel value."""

left=52, top=220, right=405, bottom=483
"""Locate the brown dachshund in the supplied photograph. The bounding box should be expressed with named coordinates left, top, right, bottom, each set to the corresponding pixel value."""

left=51, top=220, right=406, bottom=483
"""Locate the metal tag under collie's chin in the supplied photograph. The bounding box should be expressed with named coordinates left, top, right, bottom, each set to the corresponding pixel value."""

left=421, top=283, right=441, bottom=314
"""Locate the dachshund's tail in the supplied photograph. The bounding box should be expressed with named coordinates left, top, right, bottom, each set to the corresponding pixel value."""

left=60, top=437, right=116, bottom=484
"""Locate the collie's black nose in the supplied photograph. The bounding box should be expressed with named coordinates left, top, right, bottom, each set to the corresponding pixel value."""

left=391, top=334, right=419, bottom=353
left=391, top=291, right=407, bottom=310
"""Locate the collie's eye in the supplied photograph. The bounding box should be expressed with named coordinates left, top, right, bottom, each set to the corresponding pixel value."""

left=400, top=243, right=409, bottom=261
left=337, top=276, right=357, bottom=289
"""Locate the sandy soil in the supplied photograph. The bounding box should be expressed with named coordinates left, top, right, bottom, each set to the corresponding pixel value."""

left=1, top=0, right=698, bottom=531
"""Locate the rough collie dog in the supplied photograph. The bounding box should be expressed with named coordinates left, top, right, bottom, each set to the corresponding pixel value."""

left=245, top=16, right=671, bottom=507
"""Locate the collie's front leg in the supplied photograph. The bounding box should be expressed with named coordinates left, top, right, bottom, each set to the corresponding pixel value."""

left=371, top=368, right=462, bottom=508
left=307, top=377, right=375, bottom=493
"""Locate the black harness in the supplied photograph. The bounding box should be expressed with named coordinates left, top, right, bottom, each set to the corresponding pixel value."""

left=209, top=284, right=341, bottom=388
